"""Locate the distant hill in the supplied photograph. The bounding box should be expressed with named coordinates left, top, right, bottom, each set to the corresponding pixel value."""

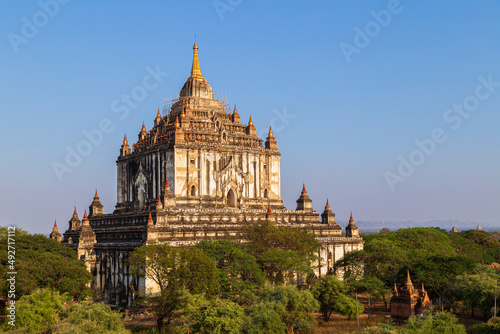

left=338, top=220, right=498, bottom=233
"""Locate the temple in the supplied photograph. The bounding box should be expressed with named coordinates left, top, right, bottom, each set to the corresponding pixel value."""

left=390, top=270, right=431, bottom=319
left=50, top=40, right=364, bottom=306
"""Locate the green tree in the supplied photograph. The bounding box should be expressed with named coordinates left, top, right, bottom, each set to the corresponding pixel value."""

left=448, top=233, right=486, bottom=263
left=127, top=243, right=219, bottom=333
left=244, top=301, right=286, bottom=334
left=195, top=240, right=266, bottom=304
left=409, top=255, right=476, bottom=308
left=177, top=292, right=246, bottom=334
left=341, top=228, right=462, bottom=286
left=312, top=275, right=363, bottom=322
left=470, top=316, right=500, bottom=333
left=0, top=230, right=93, bottom=300
left=258, top=284, right=319, bottom=333
left=458, top=230, right=500, bottom=263
left=351, top=277, right=390, bottom=316
left=335, top=250, right=365, bottom=283
left=1, top=288, right=69, bottom=333
left=400, top=311, right=466, bottom=334
left=455, top=270, right=496, bottom=319
left=1, top=288, right=129, bottom=334
left=52, top=301, right=130, bottom=334
left=243, top=221, right=319, bottom=285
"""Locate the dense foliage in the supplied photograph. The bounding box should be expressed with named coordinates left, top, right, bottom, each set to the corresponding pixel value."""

left=0, top=228, right=93, bottom=300
left=312, top=275, right=362, bottom=321
left=339, top=227, right=500, bottom=314
left=8, top=224, right=500, bottom=333
left=127, top=243, right=219, bottom=333
left=1, top=288, right=129, bottom=334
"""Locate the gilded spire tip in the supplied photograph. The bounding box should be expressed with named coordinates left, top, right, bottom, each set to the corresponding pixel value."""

left=190, top=38, right=203, bottom=79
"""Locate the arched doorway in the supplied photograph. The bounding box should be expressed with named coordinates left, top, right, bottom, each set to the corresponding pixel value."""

left=190, top=185, right=196, bottom=197
left=227, top=188, right=237, bottom=208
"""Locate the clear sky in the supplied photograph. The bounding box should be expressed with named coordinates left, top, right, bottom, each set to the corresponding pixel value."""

left=1, top=1, right=499, bottom=234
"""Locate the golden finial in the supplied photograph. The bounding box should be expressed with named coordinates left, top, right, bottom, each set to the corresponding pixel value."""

left=83, top=209, right=88, bottom=219
left=141, top=122, right=146, bottom=132
left=181, top=109, right=186, bottom=119
left=175, top=116, right=180, bottom=128
left=248, top=115, right=253, bottom=126
left=123, top=134, right=128, bottom=144
left=350, top=212, right=353, bottom=221
left=268, top=126, right=273, bottom=137
left=186, top=98, right=190, bottom=108
left=190, top=38, right=204, bottom=79
left=95, top=189, right=98, bottom=198
left=157, top=108, right=161, bottom=118
left=233, top=105, right=238, bottom=114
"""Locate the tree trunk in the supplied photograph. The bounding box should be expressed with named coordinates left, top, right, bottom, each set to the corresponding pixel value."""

left=368, top=296, right=371, bottom=318
left=157, top=316, right=165, bottom=334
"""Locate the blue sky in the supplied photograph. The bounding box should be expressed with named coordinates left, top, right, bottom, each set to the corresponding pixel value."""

left=1, top=1, right=499, bottom=234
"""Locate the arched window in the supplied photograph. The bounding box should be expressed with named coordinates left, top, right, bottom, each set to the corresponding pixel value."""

left=264, top=189, right=268, bottom=199
left=190, top=185, right=196, bottom=197
left=227, top=188, right=237, bottom=207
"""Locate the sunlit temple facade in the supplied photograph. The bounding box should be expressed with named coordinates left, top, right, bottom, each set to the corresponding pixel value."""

left=49, top=41, right=364, bottom=306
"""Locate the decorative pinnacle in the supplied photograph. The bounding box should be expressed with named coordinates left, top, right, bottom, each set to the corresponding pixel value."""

left=302, top=183, right=306, bottom=193
left=73, top=206, right=77, bottom=215
left=406, top=270, right=412, bottom=285
left=175, top=116, right=180, bottom=128
left=95, top=189, right=98, bottom=198
left=233, top=105, right=238, bottom=114
left=54, top=220, right=58, bottom=229
left=268, top=126, right=273, bottom=137
left=157, top=195, right=161, bottom=204
left=326, top=198, right=329, bottom=207
left=148, top=211, right=153, bottom=221
left=165, top=177, right=170, bottom=188
left=248, top=115, right=253, bottom=126
left=181, top=109, right=186, bottom=119
left=123, top=134, right=128, bottom=145
left=350, top=212, right=353, bottom=221
left=190, top=39, right=204, bottom=79
left=83, top=209, right=88, bottom=219
left=141, top=122, right=146, bottom=132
